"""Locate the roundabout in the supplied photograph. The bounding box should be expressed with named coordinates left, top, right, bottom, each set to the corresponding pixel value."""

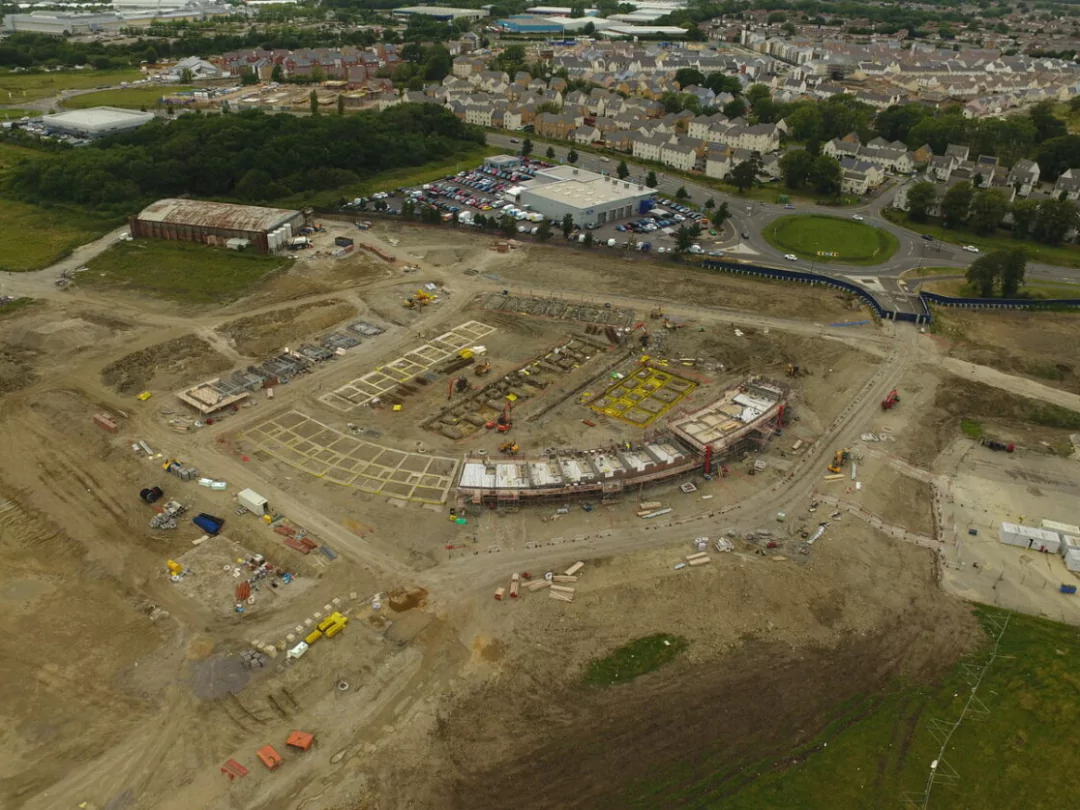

left=762, top=214, right=900, bottom=266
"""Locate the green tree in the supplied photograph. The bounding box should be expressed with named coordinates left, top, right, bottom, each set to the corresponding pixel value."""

left=1034, top=134, right=1080, bottom=181
left=499, top=214, right=517, bottom=237
left=809, top=154, right=842, bottom=196
left=1070, top=96, right=1080, bottom=113
left=730, top=156, right=760, bottom=193
left=583, top=231, right=594, bottom=248
left=723, top=97, right=747, bottom=119
left=1030, top=101, right=1067, bottom=143
left=143, top=46, right=158, bottom=64
left=675, top=67, right=705, bottom=89
left=309, top=89, right=319, bottom=115
left=675, top=225, right=694, bottom=252
left=1011, top=198, right=1039, bottom=239
left=241, top=69, right=259, bottom=86
left=676, top=186, right=689, bottom=200
left=583, top=21, right=596, bottom=36
left=536, top=219, right=552, bottom=241
left=617, top=160, right=629, bottom=179
left=337, top=94, right=345, bottom=116
left=969, top=189, right=1009, bottom=235
left=779, top=148, right=814, bottom=189
left=179, top=67, right=194, bottom=84
left=567, top=148, right=578, bottom=164
left=521, top=137, right=533, bottom=157
left=546, top=145, right=556, bottom=160
left=906, top=181, right=937, bottom=223
left=875, top=104, right=933, bottom=144
left=712, top=201, right=731, bottom=226
left=561, top=213, right=574, bottom=238
left=785, top=105, right=823, bottom=142
left=645, top=170, right=658, bottom=188
left=966, top=252, right=999, bottom=297
left=940, top=181, right=974, bottom=228
left=1000, top=247, right=1028, bottom=297
left=705, top=73, right=742, bottom=96
left=704, top=197, right=715, bottom=210
left=271, top=64, right=284, bottom=83
left=745, top=83, right=771, bottom=108
left=1033, top=197, right=1079, bottom=245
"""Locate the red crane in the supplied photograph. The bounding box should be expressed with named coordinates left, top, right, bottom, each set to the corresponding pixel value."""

left=881, top=389, right=900, bottom=410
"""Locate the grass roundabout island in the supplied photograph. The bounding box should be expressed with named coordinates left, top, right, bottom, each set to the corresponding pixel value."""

left=762, top=214, right=899, bottom=265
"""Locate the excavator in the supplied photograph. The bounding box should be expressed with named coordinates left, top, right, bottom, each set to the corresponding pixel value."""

left=474, top=360, right=492, bottom=376
left=827, top=448, right=850, bottom=474
left=485, top=401, right=513, bottom=433
left=499, top=440, right=519, bottom=455
left=629, top=321, right=650, bottom=348
left=403, top=289, right=436, bottom=309
left=786, top=363, right=801, bottom=377
left=881, top=389, right=900, bottom=410
left=649, top=305, right=664, bottom=320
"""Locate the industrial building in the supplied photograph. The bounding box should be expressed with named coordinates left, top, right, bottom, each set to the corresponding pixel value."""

left=392, top=5, right=487, bottom=21
left=515, top=164, right=654, bottom=228
left=41, top=107, right=155, bottom=138
left=129, top=199, right=304, bottom=254
left=495, top=15, right=565, bottom=33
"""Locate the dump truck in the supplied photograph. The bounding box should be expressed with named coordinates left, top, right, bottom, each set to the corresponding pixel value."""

left=304, top=611, right=349, bottom=645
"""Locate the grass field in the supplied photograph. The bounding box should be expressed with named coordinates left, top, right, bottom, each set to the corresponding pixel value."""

left=0, top=108, right=40, bottom=121
left=617, top=609, right=1080, bottom=809
left=884, top=209, right=1080, bottom=269
left=923, top=276, right=1080, bottom=300
left=0, top=142, right=45, bottom=175
left=81, top=240, right=286, bottom=303
left=583, top=633, right=689, bottom=687
left=0, top=297, right=39, bottom=318
left=64, top=85, right=195, bottom=110
left=763, top=214, right=900, bottom=265
left=0, top=198, right=115, bottom=272
left=0, top=69, right=142, bottom=104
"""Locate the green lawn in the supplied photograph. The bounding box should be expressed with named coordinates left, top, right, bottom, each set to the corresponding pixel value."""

left=583, top=633, right=689, bottom=687
left=763, top=214, right=900, bottom=265
left=902, top=265, right=964, bottom=279
left=80, top=240, right=286, bottom=303
left=64, top=85, right=195, bottom=110
left=0, top=198, right=115, bottom=271
left=885, top=209, right=1080, bottom=269
left=617, top=609, right=1080, bottom=809
left=0, top=108, right=40, bottom=121
left=0, top=69, right=142, bottom=104
left=924, top=277, right=1080, bottom=300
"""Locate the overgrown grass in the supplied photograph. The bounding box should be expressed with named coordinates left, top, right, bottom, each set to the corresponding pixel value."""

left=763, top=214, right=899, bottom=265
left=0, top=108, right=39, bottom=121
left=80, top=240, right=286, bottom=303
left=923, top=277, right=1080, bottom=300
left=64, top=85, right=195, bottom=110
left=0, top=198, right=115, bottom=271
left=960, top=417, right=984, bottom=439
left=1027, top=361, right=1068, bottom=381
left=0, top=141, right=45, bottom=176
left=902, top=265, right=964, bottom=279
left=885, top=209, right=1080, bottom=269
left=0, top=69, right=142, bottom=104
left=583, top=633, right=689, bottom=686
left=616, top=609, right=1080, bottom=810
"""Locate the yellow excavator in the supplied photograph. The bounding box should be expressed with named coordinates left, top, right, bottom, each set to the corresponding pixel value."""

left=499, top=440, right=519, bottom=455
left=403, top=289, right=436, bottom=309
left=827, top=448, right=850, bottom=474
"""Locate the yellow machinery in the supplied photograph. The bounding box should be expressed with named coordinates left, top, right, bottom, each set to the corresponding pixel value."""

left=403, top=289, right=436, bottom=309
left=499, top=440, right=519, bottom=455
left=166, top=560, right=184, bottom=576
left=304, top=611, right=348, bottom=645
left=786, top=363, right=801, bottom=377
left=827, top=448, right=850, bottom=474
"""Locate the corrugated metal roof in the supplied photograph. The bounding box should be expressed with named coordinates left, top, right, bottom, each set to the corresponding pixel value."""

left=135, top=198, right=300, bottom=233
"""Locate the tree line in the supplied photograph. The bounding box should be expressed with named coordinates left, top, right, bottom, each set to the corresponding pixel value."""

left=5, top=104, right=485, bottom=214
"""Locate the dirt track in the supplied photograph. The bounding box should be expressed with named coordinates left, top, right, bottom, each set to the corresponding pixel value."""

left=0, top=222, right=1076, bottom=810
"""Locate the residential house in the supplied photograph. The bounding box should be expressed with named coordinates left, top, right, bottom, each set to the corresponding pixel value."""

left=661, top=138, right=698, bottom=172
left=705, top=147, right=732, bottom=180
left=688, top=112, right=729, bottom=141
left=632, top=132, right=671, bottom=162
left=605, top=130, right=638, bottom=152
left=928, top=154, right=955, bottom=182
left=1007, top=158, right=1040, bottom=196
left=724, top=123, right=782, bottom=153
left=570, top=125, right=601, bottom=145
left=534, top=111, right=582, bottom=139
left=1055, top=169, right=1080, bottom=201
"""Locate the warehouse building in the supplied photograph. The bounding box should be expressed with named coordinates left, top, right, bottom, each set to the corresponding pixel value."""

left=495, top=14, right=564, bottom=33
left=516, top=164, right=654, bottom=227
left=129, top=198, right=304, bottom=254
left=392, top=5, right=487, bottom=21
left=41, top=107, right=155, bottom=138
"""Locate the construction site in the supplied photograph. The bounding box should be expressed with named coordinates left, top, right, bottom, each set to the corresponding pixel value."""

left=1, top=216, right=1080, bottom=810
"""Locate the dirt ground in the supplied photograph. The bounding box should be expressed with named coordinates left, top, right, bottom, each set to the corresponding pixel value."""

left=2, top=215, right=1079, bottom=810
left=217, top=299, right=359, bottom=357
left=932, top=308, right=1080, bottom=394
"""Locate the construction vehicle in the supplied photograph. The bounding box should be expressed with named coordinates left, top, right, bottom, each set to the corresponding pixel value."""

left=663, top=318, right=685, bottom=330
left=499, top=440, right=519, bottom=455
left=827, top=448, right=850, bottom=474
left=474, top=360, right=492, bottom=376
left=403, top=289, right=436, bottom=309
left=881, top=389, right=900, bottom=410
left=629, top=321, right=650, bottom=348
left=485, top=400, right=513, bottom=432
left=786, top=363, right=801, bottom=377
left=649, top=305, right=664, bottom=320
left=304, top=612, right=349, bottom=645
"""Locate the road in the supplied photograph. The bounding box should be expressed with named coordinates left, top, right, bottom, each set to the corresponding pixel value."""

left=486, top=133, right=1080, bottom=313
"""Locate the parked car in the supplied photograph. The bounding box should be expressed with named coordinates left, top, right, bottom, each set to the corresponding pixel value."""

left=963, top=245, right=980, bottom=253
